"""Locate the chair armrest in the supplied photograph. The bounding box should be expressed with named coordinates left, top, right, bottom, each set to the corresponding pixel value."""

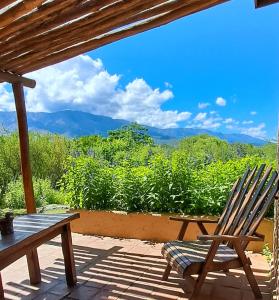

left=171, top=217, right=218, bottom=240
left=198, top=234, right=263, bottom=243
left=169, top=216, right=218, bottom=223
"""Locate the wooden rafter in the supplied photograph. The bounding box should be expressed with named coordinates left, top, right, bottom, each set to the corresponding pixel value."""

left=0, top=0, right=228, bottom=75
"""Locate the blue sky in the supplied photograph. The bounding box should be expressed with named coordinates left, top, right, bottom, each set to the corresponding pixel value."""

left=91, top=0, right=279, bottom=140
left=1, top=0, right=278, bottom=140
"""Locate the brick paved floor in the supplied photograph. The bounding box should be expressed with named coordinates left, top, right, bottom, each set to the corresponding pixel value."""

left=1, top=233, right=273, bottom=300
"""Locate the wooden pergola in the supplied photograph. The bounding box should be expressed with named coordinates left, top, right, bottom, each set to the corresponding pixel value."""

left=0, top=0, right=278, bottom=295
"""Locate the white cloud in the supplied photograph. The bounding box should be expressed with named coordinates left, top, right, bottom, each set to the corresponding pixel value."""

left=0, top=83, right=14, bottom=111
left=210, top=110, right=217, bottom=115
left=198, top=102, right=210, bottom=109
left=164, top=82, right=173, bottom=88
left=194, top=112, right=207, bottom=121
left=216, top=97, right=226, bottom=106
left=0, top=55, right=191, bottom=129
left=190, top=112, right=222, bottom=130
left=250, top=111, right=257, bottom=116
left=223, top=118, right=234, bottom=124
left=242, top=120, right=254, bottom=125
left=240, top=123, right=266, bottom=139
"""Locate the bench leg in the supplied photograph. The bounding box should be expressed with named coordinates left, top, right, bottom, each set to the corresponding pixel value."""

left=26, top=248, right=41, bottom=285
left=0, top=272, right=4, bottom=300
left=61, top=224, right=76, bottom=287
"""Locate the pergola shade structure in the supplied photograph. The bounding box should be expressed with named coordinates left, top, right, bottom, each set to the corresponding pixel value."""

left=0, top=0, right=228, bottom=77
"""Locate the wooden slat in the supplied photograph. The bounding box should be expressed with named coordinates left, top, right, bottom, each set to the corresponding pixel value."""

left=218, top=168, right=250, bottom=235
left=233, top=166, right=272, bottom=236
left=0, top=0, right=228, bottom=75
left=0, top=0, right=166, bottom=65
left=0, top=0, right=83, bottom=41
left=241, top=171, right=278, bottom=236
left=0, top=0, right=45, bottom=28
left=0, top=0, right=16, bottom=10
left=247, top=181, right=278, bottom=235
left=215, top=177, right=240, bottom=234
left=222, top=167, right=257, bottom=235
left=1, top=0, right=196, bottom=68
left=14, top=0, right=227, bottom=74
left=0, top=0, right=114, bottom=51
left=228, top=165, right=265, bottom=235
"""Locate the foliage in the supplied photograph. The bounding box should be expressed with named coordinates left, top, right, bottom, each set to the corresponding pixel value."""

left=0, top=125, right=277, bottom=216
left=0, top=132, right=69, bottom=205
left=4, top=177, right=65, bottom=209
left=262, top=243, right=272, bottom=263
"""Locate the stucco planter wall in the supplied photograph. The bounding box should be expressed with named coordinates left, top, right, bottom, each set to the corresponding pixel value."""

left=70, top=209, right=273, bottom=253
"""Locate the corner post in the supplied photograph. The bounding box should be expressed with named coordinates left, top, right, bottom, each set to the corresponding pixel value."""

left=12, top=82, right=36, bottom=213
left=12, top=82, right=41, bottom=285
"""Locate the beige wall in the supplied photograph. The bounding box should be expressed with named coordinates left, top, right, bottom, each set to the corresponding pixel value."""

left=70, top=210, right=273, bottom=253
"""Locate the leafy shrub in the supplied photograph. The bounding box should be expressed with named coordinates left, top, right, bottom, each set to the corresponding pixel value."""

left=60, top=150, right=273, bottom=215
left=0, top=126, right=277, bottom=216
left=4, top=177, right=65, bottom=209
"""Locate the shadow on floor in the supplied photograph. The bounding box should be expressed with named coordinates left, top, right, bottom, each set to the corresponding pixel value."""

left=3, top=237, right=273, bottom=300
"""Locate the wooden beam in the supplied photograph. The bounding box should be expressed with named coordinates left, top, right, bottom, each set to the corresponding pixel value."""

left=0, top=70, right=36, bottom=88
left=12, top=82, right=36, bottom=214
left=255, top=0, right=279, bottom=7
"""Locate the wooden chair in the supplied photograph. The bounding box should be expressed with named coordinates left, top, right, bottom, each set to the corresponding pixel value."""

left=161, top=164, right=279, bottom=299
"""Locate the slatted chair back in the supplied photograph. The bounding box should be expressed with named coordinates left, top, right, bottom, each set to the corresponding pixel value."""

left=214, top=164, right=278, bottom=243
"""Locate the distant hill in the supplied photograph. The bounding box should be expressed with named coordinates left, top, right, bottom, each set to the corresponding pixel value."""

left=0, top=110, right=267, bottom=146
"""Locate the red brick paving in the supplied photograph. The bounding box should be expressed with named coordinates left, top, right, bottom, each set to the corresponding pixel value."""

left=1, top=234, right=272, bottom=299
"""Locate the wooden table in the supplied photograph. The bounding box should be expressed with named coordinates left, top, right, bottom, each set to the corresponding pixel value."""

left=0, top=213, right=79, bottom=299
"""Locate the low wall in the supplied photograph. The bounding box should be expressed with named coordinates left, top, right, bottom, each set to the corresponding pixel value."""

left=70, top=210, right=273, bottom=253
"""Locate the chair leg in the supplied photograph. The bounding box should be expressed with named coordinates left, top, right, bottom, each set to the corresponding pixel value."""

left=233, top=241, right=262, bottom=299
left=190, top=269, right=208, bottom=299
left=162, top=263, right=172, bottom=281
left=242, top=263, right=262, bottom=299
left=190, top=240, right=220, bottom=299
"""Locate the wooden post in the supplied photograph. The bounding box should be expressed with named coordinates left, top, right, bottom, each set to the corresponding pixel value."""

left=12, top=82, right=41, bottom=285
left=12, top=82, right=36, bottom=213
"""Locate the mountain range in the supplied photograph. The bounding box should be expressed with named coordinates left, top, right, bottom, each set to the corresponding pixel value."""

left=0, top=110, right=267, bottom=146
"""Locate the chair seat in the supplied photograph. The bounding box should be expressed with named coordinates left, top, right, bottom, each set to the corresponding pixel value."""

left=161, top=240, right=238, bottom=276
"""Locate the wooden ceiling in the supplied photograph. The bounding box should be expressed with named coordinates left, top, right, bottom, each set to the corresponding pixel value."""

left=0, top=0, right=228, bottom=76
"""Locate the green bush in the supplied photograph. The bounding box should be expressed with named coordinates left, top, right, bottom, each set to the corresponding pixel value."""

left=0, top=126, right=276, bottom=216
left=60, top=151, right=273, bottom=215
left=4, top=177, right=65, bottom=209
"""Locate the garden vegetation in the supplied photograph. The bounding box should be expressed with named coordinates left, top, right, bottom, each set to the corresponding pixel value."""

left=0, top=124, right=276, bottom=216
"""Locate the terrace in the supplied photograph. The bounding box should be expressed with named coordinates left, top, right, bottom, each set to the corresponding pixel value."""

left=0, top=0, right=278, bottom=300
left=1, top=233, right=272, bottom=300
